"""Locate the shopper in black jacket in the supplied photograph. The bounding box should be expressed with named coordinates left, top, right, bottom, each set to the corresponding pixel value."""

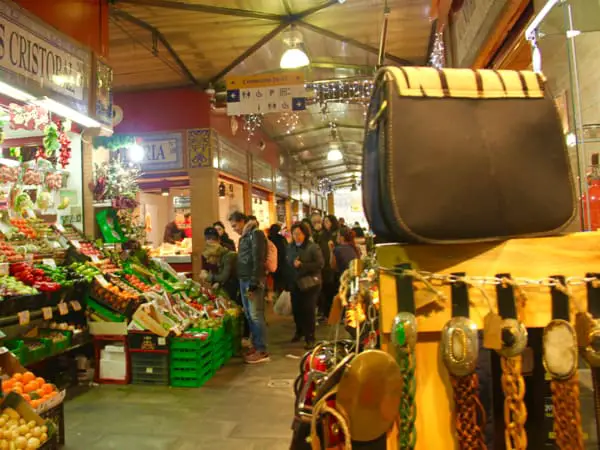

left=213, top=221, right=236, bottom=252
left=286, top=222, right=324, bottom=349
left=268, top=224, right=287, bottom=295
left=229, top=211, right=269, bottom=364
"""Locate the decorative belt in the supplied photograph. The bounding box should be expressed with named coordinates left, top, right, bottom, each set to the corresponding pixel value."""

left=543, top=276, right=583, bottom=450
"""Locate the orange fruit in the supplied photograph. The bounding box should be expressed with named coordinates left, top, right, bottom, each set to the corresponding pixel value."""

left=22, top=394, right=30, bottom=402
left=23, top=382, right=37, bottom=393
left=30, top=399, right=40, bottom=408
left=22, top=372, right=35, bottom=384
left=13, top=373, right=23, bottom=382
left=35, top=377, right=45, bottom=387
left=12, top=386, right=23, bottom=394
left=2, top=380, right=14, bottom=392
left=41, top=384, right=54, bottom=395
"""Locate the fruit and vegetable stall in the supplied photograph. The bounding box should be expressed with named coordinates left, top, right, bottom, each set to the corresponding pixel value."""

left=0, top=221, right=242, bottom=449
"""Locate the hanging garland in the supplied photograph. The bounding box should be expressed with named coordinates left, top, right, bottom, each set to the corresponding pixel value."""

left=93, top=134, right=138, bottom=151
left=243, top=114, right=263, bottom=141
left=305, top=79, right=374, bottom=105
left=58, top=121, right=72, bottom=169
left=429, top=32, right=446, bottom=69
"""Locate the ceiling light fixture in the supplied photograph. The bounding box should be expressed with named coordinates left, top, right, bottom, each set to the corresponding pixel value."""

left=161, top=188, right=169, bottom=197
left=280, top=26, right=310, bottom=69
left=327, top=148, right=343, bottom=161
left=128, top=144, right=145, bottom=162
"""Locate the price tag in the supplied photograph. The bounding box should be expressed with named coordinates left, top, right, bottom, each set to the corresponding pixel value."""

left=483, top=312, right=503, bottom=350
left=25, top=254, right=33, bottom=263
left=71, top=240, right=81, bottom=249
left=55, top=223, right=65, bottom=232
left=18, top=310, right=30, bottom=326
left=145, top=367, right=154, bottom=374
left=95, top=275, right=109, bottom=288
left=0, top=263, right=8, bottom=276
left=91, top=255, right=101, bottom=263
left=158, top=337, right=166, bottom=346
left=42, top=258, right=56, bottom=268
left=58, top=302, right=69, bottom=316
left=70, top=300, right=82, bottom=311
left=42, top=307, right=53, bottom=320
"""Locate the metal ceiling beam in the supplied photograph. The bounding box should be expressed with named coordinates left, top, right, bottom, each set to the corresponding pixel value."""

left=111, top=9, right=199, bottom=85
left=289, top=141, right=363, bottom=155
left=304, top=157, right=362, bottom=167
left=209, top=23, right=289, bottom=85
left=324, top=170, right=361, bottom=179
left=273, top=124, right=363, bottom=140
left=311, top=162, right=361, bottom=172
left=115, top=0, right=283, bottom=21
left=297, top=21, right=414, bottom=66
left=296, top=0, right=339, bottom=18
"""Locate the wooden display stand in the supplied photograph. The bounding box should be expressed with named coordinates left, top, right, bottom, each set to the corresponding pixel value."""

left=378, top=232, right=600, bottom=450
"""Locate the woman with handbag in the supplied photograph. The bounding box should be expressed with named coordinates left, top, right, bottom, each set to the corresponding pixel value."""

left=286, top=222, right=324, bottom=349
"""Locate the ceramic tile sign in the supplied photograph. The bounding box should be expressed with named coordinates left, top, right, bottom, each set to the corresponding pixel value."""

left=226, top=71, right=306, bottom=116
left=135, top=133, right=184, bottom=171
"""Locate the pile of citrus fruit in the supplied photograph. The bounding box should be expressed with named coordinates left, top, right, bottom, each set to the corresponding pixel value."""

left=1, top=372, right=58, bottom=409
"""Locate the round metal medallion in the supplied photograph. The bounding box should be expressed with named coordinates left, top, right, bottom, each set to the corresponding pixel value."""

left=543, top=319, right=577, bottom=380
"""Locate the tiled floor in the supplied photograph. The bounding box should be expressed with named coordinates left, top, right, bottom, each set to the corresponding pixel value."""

left=63, top=312, right=309, bottom=450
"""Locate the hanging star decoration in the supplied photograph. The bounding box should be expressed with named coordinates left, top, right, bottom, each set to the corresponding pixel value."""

left=429, top=32, right=446, bottom=69
left=243, top=114, right=263, bottom=141
left=276, top=112, right=300, bottom=135
left=318, top=177, right=334, bottom=194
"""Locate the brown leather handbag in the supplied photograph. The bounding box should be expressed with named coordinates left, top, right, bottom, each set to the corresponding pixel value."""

left=362, top=66, right=576, bottom=244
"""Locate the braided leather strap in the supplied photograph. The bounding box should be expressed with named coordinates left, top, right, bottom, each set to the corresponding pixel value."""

left=500, top=356, right=527, bottom=450
left=451, top=373, right=487, bottom=450
left=551, top=374, right=584, bottom=450
left=398, top=351, right=417, bottom=449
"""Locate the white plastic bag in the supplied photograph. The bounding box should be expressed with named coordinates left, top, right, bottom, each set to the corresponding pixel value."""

left=274, top=291, right=292, bottom=316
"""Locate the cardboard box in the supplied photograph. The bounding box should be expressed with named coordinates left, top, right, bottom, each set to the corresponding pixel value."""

left=89, top=321, right=128, bottom=336
left=99, top=359, right=127, bottom=381
left=0, top=350, right=66, bottom=414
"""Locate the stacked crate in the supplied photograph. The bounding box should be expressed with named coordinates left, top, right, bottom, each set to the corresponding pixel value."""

left=170, top=331, right=213, bottom=388
left=211, top=326, right=229, bottom=371
left=128, top=331, right=169, bottom=386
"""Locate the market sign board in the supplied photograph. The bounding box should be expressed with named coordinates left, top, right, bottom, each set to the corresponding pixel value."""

left=0, top=1, right=91, bottom=113
left=226, top=71, right=306, bottom=116
left=137, top=133, right=184, bottom=172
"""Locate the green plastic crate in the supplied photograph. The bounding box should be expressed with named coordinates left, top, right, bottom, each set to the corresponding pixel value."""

left=5, top=340, right=27, bottom=365
left=170, top=334, right=212, bottom=353
left=170, top=353, right=212, bottom=371
left=170, top=371, right=213, bottom=388
left=40, top=330, right=72, bottom=355
left=22, top=338, right=52, bottom=364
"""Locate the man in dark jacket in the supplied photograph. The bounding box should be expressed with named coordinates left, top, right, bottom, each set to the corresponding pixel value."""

left=229, top=211, right=269, bottom=364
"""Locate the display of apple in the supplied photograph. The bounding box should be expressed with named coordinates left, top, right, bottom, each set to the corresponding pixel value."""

left=9, top=263, right=60, bottom=292
left=77, top=242, right=103, bottom=258
left=0, top=276, right=38, bottom=296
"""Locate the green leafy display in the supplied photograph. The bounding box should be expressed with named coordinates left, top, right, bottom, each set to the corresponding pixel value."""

left=43, top=123, right=60, bottom=156
left=93, top=134, right=137, bottom=151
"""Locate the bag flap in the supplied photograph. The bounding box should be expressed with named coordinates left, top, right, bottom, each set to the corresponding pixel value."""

left=379, top=66, right=546, bottom=99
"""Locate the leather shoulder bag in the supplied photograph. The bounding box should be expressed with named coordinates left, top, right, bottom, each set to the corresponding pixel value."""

left=363, top=66, right=576, bottom=244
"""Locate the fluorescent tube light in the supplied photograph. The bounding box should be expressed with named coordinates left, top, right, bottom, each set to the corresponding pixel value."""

left=32, top=97, right=101, bottom=128
left=0, top=81, right=35, bottom=102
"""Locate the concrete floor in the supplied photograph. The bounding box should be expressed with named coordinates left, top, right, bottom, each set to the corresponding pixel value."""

left=63, top=313, right=309, bottom=450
